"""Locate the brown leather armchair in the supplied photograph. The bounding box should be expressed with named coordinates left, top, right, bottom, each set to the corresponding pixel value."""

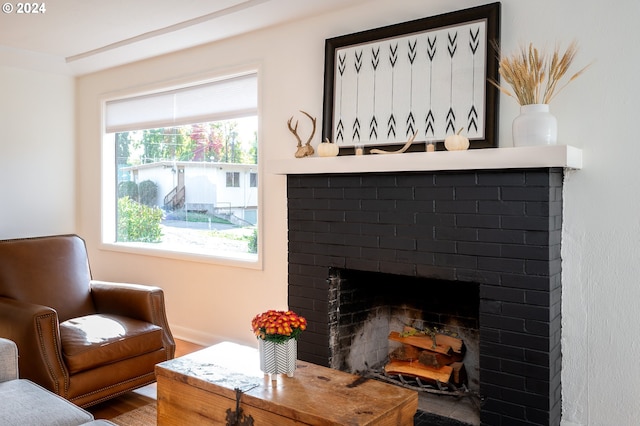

left=0, top=234, right=175, bottom=407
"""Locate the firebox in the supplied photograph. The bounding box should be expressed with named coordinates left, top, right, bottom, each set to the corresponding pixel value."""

left=287, top=168, right=563, bottom=426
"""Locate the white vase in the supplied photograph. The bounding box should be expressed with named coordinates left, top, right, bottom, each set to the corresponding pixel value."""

left=512, top=104, right=558, bottom=147
left=258, top=338, right=297, bottom=377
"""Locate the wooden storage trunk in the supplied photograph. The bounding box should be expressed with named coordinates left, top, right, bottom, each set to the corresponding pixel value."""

left=156, top=341, right=417, bottom=425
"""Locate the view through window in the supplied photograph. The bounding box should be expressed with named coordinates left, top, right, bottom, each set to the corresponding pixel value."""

left=104, top=73, right=259, bottom=262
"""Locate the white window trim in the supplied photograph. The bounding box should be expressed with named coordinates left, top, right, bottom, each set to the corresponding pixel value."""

left=99, top=66, right=263, bottom=270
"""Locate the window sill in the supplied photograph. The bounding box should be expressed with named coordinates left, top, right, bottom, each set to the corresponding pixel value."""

left=99, top=242, right=262, bottom=270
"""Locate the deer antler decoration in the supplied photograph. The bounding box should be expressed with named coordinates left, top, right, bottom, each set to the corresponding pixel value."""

left=288, top=110, right=316, bottom=158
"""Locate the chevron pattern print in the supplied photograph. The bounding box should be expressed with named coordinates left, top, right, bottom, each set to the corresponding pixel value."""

left=467, top=27, right=481, bottom=133
left=332, top=20, right=488, bottom=147
left=259, top=338, right=297, bottom=376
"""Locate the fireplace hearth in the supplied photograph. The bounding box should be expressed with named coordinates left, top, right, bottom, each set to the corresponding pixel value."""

left=287, top=167, right=564, bottom=426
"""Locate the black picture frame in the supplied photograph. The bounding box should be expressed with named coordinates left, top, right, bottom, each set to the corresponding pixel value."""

left=322, top=3, right=501, bottom=153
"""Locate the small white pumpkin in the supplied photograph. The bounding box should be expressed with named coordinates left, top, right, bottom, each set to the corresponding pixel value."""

left=444, top=128, right=470, bottom=151
left=317, top=139, right=340, bottom=157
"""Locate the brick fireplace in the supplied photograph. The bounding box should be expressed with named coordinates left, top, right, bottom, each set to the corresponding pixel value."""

left=284, top=158, right=568, bottom=425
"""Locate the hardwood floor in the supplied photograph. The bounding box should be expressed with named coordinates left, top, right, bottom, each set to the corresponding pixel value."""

left=88, top=339, right=205, bottom=420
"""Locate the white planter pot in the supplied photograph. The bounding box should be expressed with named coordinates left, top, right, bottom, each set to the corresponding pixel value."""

left=258, top=338, right=297, bottom=377
left=512, top=104, right=558, bottom=147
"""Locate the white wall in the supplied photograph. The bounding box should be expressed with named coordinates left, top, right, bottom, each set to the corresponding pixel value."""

left=72, top=1, right=638, bottom=425
left=0, top=66, right=75, bottom=239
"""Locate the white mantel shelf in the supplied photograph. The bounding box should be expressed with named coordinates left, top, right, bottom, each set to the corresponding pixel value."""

left=268, top=145, right=582, bottom=175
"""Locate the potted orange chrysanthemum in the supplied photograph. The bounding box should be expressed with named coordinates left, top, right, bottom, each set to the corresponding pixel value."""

left=251, top=309, right=307, bottom=378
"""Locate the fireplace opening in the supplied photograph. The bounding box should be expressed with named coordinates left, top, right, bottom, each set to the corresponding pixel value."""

left=327, top=267, right=481, bottom=424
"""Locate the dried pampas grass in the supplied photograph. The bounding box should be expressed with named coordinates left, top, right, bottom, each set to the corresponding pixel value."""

left=489, top=41, right=591, bottom=105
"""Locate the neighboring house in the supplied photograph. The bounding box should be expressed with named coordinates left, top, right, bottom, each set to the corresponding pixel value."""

left=122, top=161, right=258, bottom=225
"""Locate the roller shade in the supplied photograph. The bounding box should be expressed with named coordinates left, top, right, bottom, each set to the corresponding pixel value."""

left=105, top=73, right=257, bottom=133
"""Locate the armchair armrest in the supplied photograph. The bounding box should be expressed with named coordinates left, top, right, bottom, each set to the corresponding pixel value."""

left=0, top=297, right=69, bottom=394
left=90, top=281, right=175, bottom=359
left=0, top=338, right=18, bottom=382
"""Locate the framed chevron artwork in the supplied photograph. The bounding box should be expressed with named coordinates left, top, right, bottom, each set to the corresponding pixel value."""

left=322, top=3, right=501, bottom=152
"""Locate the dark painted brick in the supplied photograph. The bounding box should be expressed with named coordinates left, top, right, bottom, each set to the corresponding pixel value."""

left=361, top=199, right=397, bottom=212
left=288, top=230, right=314, bottom=242
left=397, top=224, right=431, bottom=239
left=501, top=244, right=550, bottom=261
left=435, top=173, right=478, bottom=186
left=524, top=349, right=551, bottom=366
left=480, top=299, right=502, bottom=314
left=456, top=213, right=501, bottom=229
left=434, top=253, right=477, bottom=269
left=435, top=200, right=478, bottom=214
left=314, top=232, right=346, bottom=246
left=478, top=257, right=526, bottom=274
left=502, top=302, right=550, bottom=321
left=526, top=377, right=551, bottom=395
left=501, top=274, right=550, bottom=291
left=329, top=198, right=361, bottom=211
left=500, top=330, right=549, bottom=352
left=457, top=241, right=501, bottom=257
left=481, top=285, right=525, bottom=303
left=380, top=236, right=416, bottom=250
left=344, top=210, right=379, bottom=224
left=524, top=201, right=550, bottom=217
left=396, top=249, right=434, bottom=265
left=480, top=312, right=525, bottom=332
left=415, top=186, right=455, bottom=201
left=329, top=221, right=362, bottom=235
left=361, top=246, right=396, bottom=260
left=416, top=212, right=455, bottom=227
left=502, top=389, right=550, bottom=413
left=314, top=187, right=344, bottom=199
left=378, top=186, right=413, bottom=200
left=415, top=264, right=456, bottom=281
left=287, top=169, right=563, bottom=425
left=480, top=324, right=500, bottom=343
left=524, top=170, right=552, bottom=186
left=435, top=226, right=478, bottom=242
left=344, top=187, right=377, bottom=199
left=524, top=290, right=550, bottom=307
left=479, top=359, right=502, bottom=377
left=525, top=319, right=550, bottom=336
left=455, top=268, right=501, bottom=285
left=456, top=186, right=500, bottom=200
left=360, top=223, right=395, bottom=238
left=482, top=370, right=526, bottom=390
left=478, top=200, right=525, bottom=216
left=478, top=229, right=526, bottom=244
left=482, top=398, right=526, bottom=420
left=345, top=257, right=379, bottom=272
left=342, top=234, right=378, bottom=248
left=416, top=238, right=456, bottom=254
left=502, top=186, right=550, bottom=202
left=477, top=171, right=526, bottom=186
left=501, top=359, right=550, bottom=383
left=314, top=210, right=346, bottom=222
left=397, top=199, right=434, bottom=212
left=379, top=260, right=416, bottom=276
left=328, top=175, right=362, bottom=187
left=379, top=211, right=416, bottom=225
left=480, top=341, right=525, bottom=361
left=501, top=216, right=551, bottom=231
left=363, top=174, right=398, bottom=187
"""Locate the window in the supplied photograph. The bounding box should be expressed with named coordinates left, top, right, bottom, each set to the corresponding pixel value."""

left=103, top=71, right=260, bottom=265
left=250, top=172, right=257, bottom=188
left=226, top=172, right=240, bottom=187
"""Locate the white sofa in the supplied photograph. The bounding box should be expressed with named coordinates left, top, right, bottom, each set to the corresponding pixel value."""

left=0, top=338, right=116, bottom=426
